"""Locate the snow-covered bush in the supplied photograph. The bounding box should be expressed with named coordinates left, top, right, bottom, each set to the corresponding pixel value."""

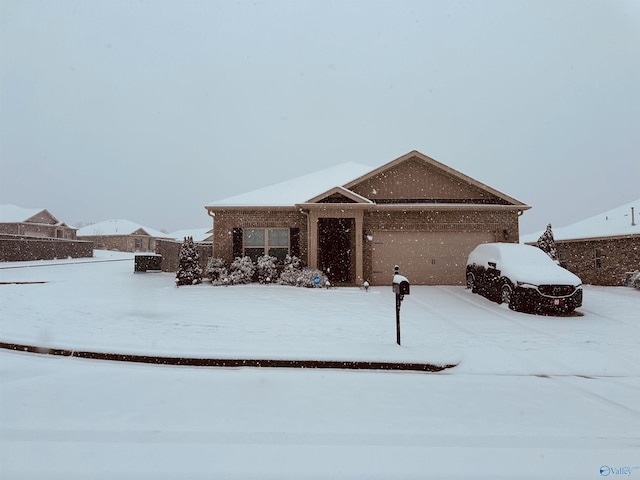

left=277, top=255, right=304, bottom=286
left=624, top=270, right=640, bottom=289
left=175, top=236, right=203, bottom=286
left=256, top=254, right=278, bottom=284
left=205, top=257, right=228, bottom=283
left=228, top=256, right=255, bottom=285
left=294, top=268, right=329, bottom=288
left=277, top=255, right=328, bottom=288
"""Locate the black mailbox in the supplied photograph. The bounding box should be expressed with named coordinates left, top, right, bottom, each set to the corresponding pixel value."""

left=393, top=265, right=410, bottom=295
left=392, top=266, right=410, bottom=346
left=392, top=277, right=410, bottom=295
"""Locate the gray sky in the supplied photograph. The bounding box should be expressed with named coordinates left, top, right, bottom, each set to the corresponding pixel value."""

left=1, top=0, right=638, bottom=235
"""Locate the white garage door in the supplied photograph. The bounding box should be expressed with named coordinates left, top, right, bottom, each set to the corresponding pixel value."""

left=371, top=231, right=494, bottom=285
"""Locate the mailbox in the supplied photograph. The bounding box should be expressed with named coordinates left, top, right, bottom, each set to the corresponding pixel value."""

left=392, top=266, right=410, bottom=346
left=392, top=274, right=410, bottom=296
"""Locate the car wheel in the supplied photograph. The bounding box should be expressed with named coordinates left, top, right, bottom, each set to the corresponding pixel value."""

left=466, top=272, right=477, bottom=292
left=501, top=283, right=513, bottom=306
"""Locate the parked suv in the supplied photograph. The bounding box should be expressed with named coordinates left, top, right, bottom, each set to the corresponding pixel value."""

left=466, top=243, right=583, bottom=314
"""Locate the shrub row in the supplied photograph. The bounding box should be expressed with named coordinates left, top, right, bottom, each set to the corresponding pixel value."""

left=205, top=254, right=329, bottom=288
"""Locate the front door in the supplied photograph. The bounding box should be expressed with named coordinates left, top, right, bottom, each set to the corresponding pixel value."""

left=318, top=218, right=354, bottom=283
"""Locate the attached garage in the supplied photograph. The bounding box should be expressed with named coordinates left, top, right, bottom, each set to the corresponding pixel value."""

left=371, top=230, right=495, bottom=285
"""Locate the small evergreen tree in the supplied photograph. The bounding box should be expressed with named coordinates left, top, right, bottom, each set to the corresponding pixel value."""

left=537, top=223, right=559, bottom=261
left=256, top=254, right=278, bottom=283
left=175, top=236, right=203, bottom=286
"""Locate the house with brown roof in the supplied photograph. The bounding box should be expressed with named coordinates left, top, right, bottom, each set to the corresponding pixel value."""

left=206, top=150, right=530, bottom=286
left=521, top=199, right=640, bottom=286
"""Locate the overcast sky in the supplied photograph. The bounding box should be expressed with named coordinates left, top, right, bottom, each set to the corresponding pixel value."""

left=1, top=0, right=638, bottom=235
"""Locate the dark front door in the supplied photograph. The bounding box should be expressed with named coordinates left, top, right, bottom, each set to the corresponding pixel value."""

left=318, top=218, right=354, bottom=284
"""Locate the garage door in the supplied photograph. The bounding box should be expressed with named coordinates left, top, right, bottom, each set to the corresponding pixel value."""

left=371, top=231, right=494, bottom=286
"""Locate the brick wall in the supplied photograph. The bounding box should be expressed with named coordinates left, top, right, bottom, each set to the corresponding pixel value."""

left=155, top=239, right=211, bottom=273
left=211, top=209, right=306, bottom=265
left=0, top=235, right=93, bottom=261
left=0, top=223, right=77, bottom=239
left=557, top=236, right=640, bottom=285
left=211, top=207, right=520, bottom=277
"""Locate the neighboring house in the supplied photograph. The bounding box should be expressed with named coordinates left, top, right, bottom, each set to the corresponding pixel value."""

left=168, top=228, right=213, bottom=244
left=77, top=219, right=171, bottom=252
left=0, top=204, right=77, bottom=239
left=206, top=150, right=530, bottom=286
left=521, top=199, right=640, bottom=286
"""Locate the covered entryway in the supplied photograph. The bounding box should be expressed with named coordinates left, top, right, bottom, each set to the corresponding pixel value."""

left=318, top=218, right=355, bottom=284
left=371, top=231, right=495, bottom=285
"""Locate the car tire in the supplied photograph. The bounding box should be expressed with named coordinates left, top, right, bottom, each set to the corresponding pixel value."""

left=466, top=272, right=477, bottom=293
left=501, top=283, right=513, bottom=307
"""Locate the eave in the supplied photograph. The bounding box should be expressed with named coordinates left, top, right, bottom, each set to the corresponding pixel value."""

left=371, top=203, right=531, bottom=212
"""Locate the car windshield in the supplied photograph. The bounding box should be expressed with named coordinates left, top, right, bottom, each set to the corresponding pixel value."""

left=497, top=245, right=553, bottom=266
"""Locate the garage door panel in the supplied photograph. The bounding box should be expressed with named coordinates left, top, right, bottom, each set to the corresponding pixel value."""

left=371, top=231, right=494, bottom=285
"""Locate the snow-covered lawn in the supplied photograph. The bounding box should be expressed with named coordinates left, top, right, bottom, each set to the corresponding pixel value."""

left=1, top=251, right=639, bottom=479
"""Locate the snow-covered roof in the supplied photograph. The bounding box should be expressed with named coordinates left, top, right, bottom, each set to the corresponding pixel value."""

left=521, top=199, right=640, bottom=243
left=208, top=162, right=374, bottom=207
left=0, top=204, right=49, bottom=223
left=168, top=228, right=213, bottom=243
left=77, top=219, right=169, bottom=238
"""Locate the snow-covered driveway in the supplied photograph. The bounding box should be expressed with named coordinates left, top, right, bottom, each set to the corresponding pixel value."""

left=1, top=252, right=639, bottom=479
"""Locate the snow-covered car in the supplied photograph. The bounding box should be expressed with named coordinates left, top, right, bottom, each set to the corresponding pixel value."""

left=466, top=243, right=583, bottom=314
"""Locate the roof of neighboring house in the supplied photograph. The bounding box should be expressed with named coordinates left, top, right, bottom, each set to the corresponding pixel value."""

left=521, top=199, right=640, bottom=243
left=169, top=228, right=213, bottom=243
left=0, top=204, right=70, bottom=226
left=208, top=162, right=374, bottom=206
left=77, top=219, right=169, bottom=238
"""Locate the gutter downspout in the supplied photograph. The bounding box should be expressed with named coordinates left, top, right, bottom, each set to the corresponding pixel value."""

left=206, top=208, right=215, bottom=257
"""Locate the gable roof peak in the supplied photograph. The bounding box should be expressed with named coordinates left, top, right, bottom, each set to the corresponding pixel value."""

left=344, top=150, right=528, bottom=207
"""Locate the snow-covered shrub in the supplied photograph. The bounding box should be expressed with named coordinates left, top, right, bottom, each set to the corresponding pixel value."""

left=277, top=256, right=328, bottom=288
left=205, top=257, right=228, bottom=283
left=175, top=236, right=203, bottom=286
left=277, top=255, right=304, bottom=286
left=625, top=270, right=640, bottom=289
left=256, top=254, right=278, bottom=284
left=294, top=268, right=329, bottom=288
left=228, top=256, right=255, bottom=285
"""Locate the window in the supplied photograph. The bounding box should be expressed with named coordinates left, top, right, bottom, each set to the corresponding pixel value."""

left=135, top=238, right=143, bottom=251
left=243, top=228, right=289, bottom=263
left=594, top=248, right=602, bottom=269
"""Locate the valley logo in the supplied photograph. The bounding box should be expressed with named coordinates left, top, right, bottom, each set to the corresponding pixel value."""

left=600, top=465, right=640, bottom=476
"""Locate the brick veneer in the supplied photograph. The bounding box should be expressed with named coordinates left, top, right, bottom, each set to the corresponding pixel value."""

left=556, top=236, right=640, bottom=285
left=210, top=207, right=520, bottom=283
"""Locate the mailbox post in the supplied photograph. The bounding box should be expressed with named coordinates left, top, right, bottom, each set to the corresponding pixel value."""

left=392, top=265, right=410, bottom=346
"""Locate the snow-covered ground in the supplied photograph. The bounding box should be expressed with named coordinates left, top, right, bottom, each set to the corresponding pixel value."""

left=1, top=251, right=639, bottom=479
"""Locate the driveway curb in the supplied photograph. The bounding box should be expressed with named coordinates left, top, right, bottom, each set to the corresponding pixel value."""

left=0, top=341, right=456, bottom=373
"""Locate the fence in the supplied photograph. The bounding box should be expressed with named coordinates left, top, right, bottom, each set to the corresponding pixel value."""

left=155, top=239, right=211, bottom=272
left=0, top=235, right=94, bottom=262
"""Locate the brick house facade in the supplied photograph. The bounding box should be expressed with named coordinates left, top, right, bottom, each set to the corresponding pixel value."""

left=77, top=219, right=171, bottom=253
left=523, top=200, right=640, bottom=286
left=206, top=151, right=530, bottom=286
left=0, top=205, right=77, bottom=239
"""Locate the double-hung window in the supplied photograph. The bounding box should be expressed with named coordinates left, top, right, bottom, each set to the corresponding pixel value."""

left=243, top=228, right=289, bottom=263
